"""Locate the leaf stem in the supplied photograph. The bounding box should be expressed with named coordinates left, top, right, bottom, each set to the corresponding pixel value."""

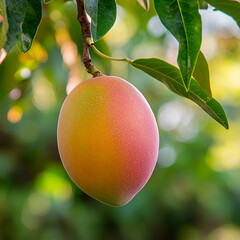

left=86, top=38, right=133, bottom=64
left=76, top=0, right=102, bottom=77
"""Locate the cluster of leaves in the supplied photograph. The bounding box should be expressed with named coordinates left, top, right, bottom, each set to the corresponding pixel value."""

left=0, top=0, right=240, bottom=129
left=84, top=0, right=240, bottom=130
left=0, top=0, right=43, bottom=53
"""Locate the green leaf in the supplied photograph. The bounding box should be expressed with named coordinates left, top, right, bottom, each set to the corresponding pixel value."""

left=205, top=0, right=240, bottom=27
left=193, top=51, right=212, bottom=97
left=44, top=0, right=53, bottom=3
left=131, top=58, right=228, bottom=129
left=0, top=0, right=8, bottom=50
left=154, top=0, right=202, bottom=91
left=18, top=0, right=42, bottom=53
left=4, top=0, right=26, bottom=51
left=85, top=0, right=116, bottom=41
left=137, top=0, right=150, bottom=10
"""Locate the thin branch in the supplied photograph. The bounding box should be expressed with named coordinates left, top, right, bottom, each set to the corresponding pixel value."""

left=86, top=38, right=133, bottom=64
left=76, top=0, right=102, bottom=77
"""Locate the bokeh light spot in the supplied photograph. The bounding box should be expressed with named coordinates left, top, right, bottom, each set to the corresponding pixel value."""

left=206, top=124, right=240, bottom=172
left=28, top=191, right=50, bottom=216
left=147, top=15, right=167, bottom=38
left=158, top=146, right=176, bottom=168
left=157, top=100, right=199, bottom=141
left=20, top=68, right=31, bottom=79
left=105, top=6, right=137, bottom=46
left=9, top=88, right=21, bottom=100
left=61, top=40, right=78, bottom=66
left=32, top=77, right=56, bottom=111
left=7, top=106, right=23, bottom=123
left=50, top=10, right=62, bottom=21
left=206, top=224, right=240, bottom=240
left=36, top=169, right=73, bottom=201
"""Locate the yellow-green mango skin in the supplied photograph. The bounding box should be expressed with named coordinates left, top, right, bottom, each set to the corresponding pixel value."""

left=57, top=76, right=159, bottom=206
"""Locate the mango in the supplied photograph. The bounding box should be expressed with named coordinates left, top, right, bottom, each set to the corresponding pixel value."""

left=57, top=76, right=159, bottom=206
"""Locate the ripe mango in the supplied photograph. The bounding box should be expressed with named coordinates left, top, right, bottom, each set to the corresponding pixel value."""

left=57, top=76, right=159, bottom=206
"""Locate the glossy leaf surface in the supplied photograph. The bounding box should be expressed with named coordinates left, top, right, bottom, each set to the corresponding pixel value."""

left=154, top=0, right=202, bottom=90
left=85, top=0, right=116, bottom=41
left=18, top=0, right=42, bottom=53
left=131, top=58, right=228, bottom=129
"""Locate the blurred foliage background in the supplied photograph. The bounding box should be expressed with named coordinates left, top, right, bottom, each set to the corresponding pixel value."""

left=0, top=0, right=240, bottom=239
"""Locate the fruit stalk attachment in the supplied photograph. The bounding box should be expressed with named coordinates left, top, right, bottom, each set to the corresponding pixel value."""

left=86, top=38, right=133, bottom=64
left=76, top=0, right=102, bottom=77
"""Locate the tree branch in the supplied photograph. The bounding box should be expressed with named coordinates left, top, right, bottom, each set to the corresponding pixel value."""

left=76, top=0, right=102, bottom=77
